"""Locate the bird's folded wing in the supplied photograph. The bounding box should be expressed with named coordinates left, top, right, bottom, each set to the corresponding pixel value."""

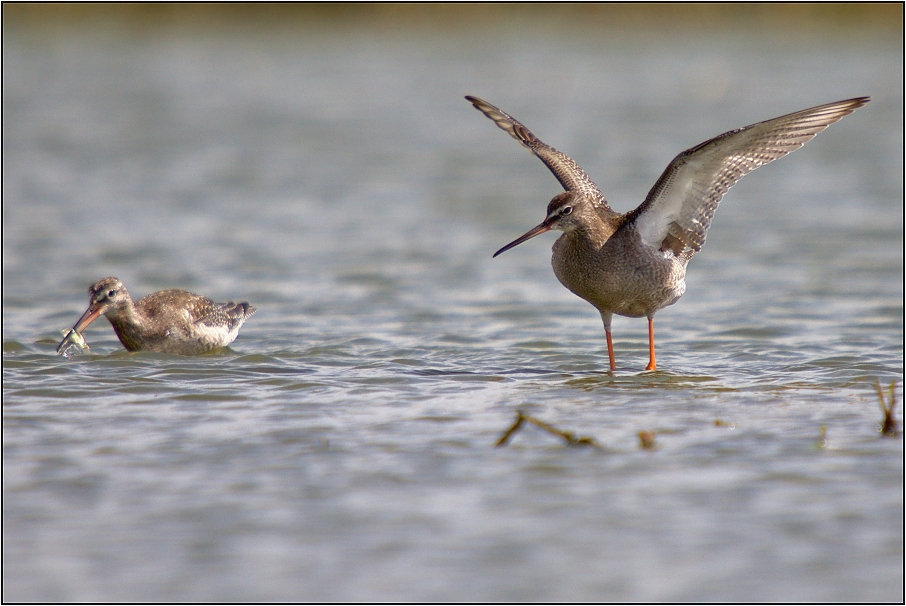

left=193, top=301, right=256, bottom=327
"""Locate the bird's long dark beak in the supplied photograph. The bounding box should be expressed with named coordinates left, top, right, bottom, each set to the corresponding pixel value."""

left=71, top=303, right=105, bottom=333
left=56, top=302, right=104, bottom=354
left=493, top=221, right=553, bottom=258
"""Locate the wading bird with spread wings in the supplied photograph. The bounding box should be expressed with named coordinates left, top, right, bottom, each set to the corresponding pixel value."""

left=467, top=95, right=868, bottom=371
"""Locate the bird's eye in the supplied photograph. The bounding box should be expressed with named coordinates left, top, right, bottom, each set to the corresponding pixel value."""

left=561, top=206, right=573, bottom=216
left=107, top=289, right=117, bottom=297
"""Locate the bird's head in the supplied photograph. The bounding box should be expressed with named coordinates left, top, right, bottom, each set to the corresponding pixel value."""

left=493, top=191, right=592, bottom=257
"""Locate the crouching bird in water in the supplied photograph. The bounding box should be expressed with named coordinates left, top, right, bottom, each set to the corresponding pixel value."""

left=467, top=95, right=869, bottom=371
left=57, top=277, right=256, bottom=355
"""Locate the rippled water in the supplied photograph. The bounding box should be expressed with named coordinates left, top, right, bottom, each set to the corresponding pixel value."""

left=3, top=25, right=903, bottom=602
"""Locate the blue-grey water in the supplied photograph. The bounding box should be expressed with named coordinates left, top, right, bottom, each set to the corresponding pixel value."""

left=3, top=22, right=903, bottom=602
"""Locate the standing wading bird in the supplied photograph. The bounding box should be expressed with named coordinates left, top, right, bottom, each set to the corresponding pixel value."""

left=56, top=277, right=256, bottom=355
left=467, top=95, right=869, bottom=371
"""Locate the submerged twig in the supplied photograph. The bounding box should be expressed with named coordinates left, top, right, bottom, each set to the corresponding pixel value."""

left=495, top=411, right=601, bottom=448
left=495, top=413, right=526, bottom=447
left=875, top=380, right=899, bottom=436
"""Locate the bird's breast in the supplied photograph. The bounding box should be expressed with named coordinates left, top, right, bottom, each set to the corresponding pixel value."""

left=551, top=231, right=687, bottom=318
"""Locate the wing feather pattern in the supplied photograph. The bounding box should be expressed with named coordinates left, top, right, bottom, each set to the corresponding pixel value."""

left=628, top=97, right=870, bottom=253
left=466, top=96, right=612, bottom=210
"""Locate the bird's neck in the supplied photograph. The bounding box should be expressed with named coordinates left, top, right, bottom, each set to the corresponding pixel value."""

left=104, top=302, right=147, bottom=350
left=568, top=213, right=623, bottom=249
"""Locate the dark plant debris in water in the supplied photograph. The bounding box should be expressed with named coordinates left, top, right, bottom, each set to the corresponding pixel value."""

left=875, top=380, right=899, bottom=436
left=814, top=425, right=828, bottom=450
left=638, top=430, right=657, bottom=450
left=495, top=411, right=601, bottom=448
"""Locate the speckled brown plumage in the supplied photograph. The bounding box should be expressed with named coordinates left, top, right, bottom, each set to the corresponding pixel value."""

left=58, top=277, right=256, bottom=355
left=467, top=95, right=869, bottom=371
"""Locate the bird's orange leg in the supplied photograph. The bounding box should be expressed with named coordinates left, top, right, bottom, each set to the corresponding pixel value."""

left=646, top=316, right=657, bottom=371
left=605, top=328, right=616, bottom=371
left=600, top=311, right=616, bottom=371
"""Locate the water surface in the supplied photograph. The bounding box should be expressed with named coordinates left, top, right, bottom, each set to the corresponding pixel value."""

left=3, top=20, right=903, bottom=602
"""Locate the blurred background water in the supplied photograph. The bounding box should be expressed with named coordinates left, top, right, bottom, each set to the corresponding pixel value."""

left=2, top=4, right=903, bottom=602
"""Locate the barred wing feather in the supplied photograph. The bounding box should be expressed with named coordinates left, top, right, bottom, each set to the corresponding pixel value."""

left=629, top=97, right=869, bottom=254
left=466, top=95, right=612, bottom=210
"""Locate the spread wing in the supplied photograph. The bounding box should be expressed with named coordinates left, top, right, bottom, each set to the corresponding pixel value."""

left=628, top=97, right=870, bottom=255
left=466, top=96, right=612, bottom=210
